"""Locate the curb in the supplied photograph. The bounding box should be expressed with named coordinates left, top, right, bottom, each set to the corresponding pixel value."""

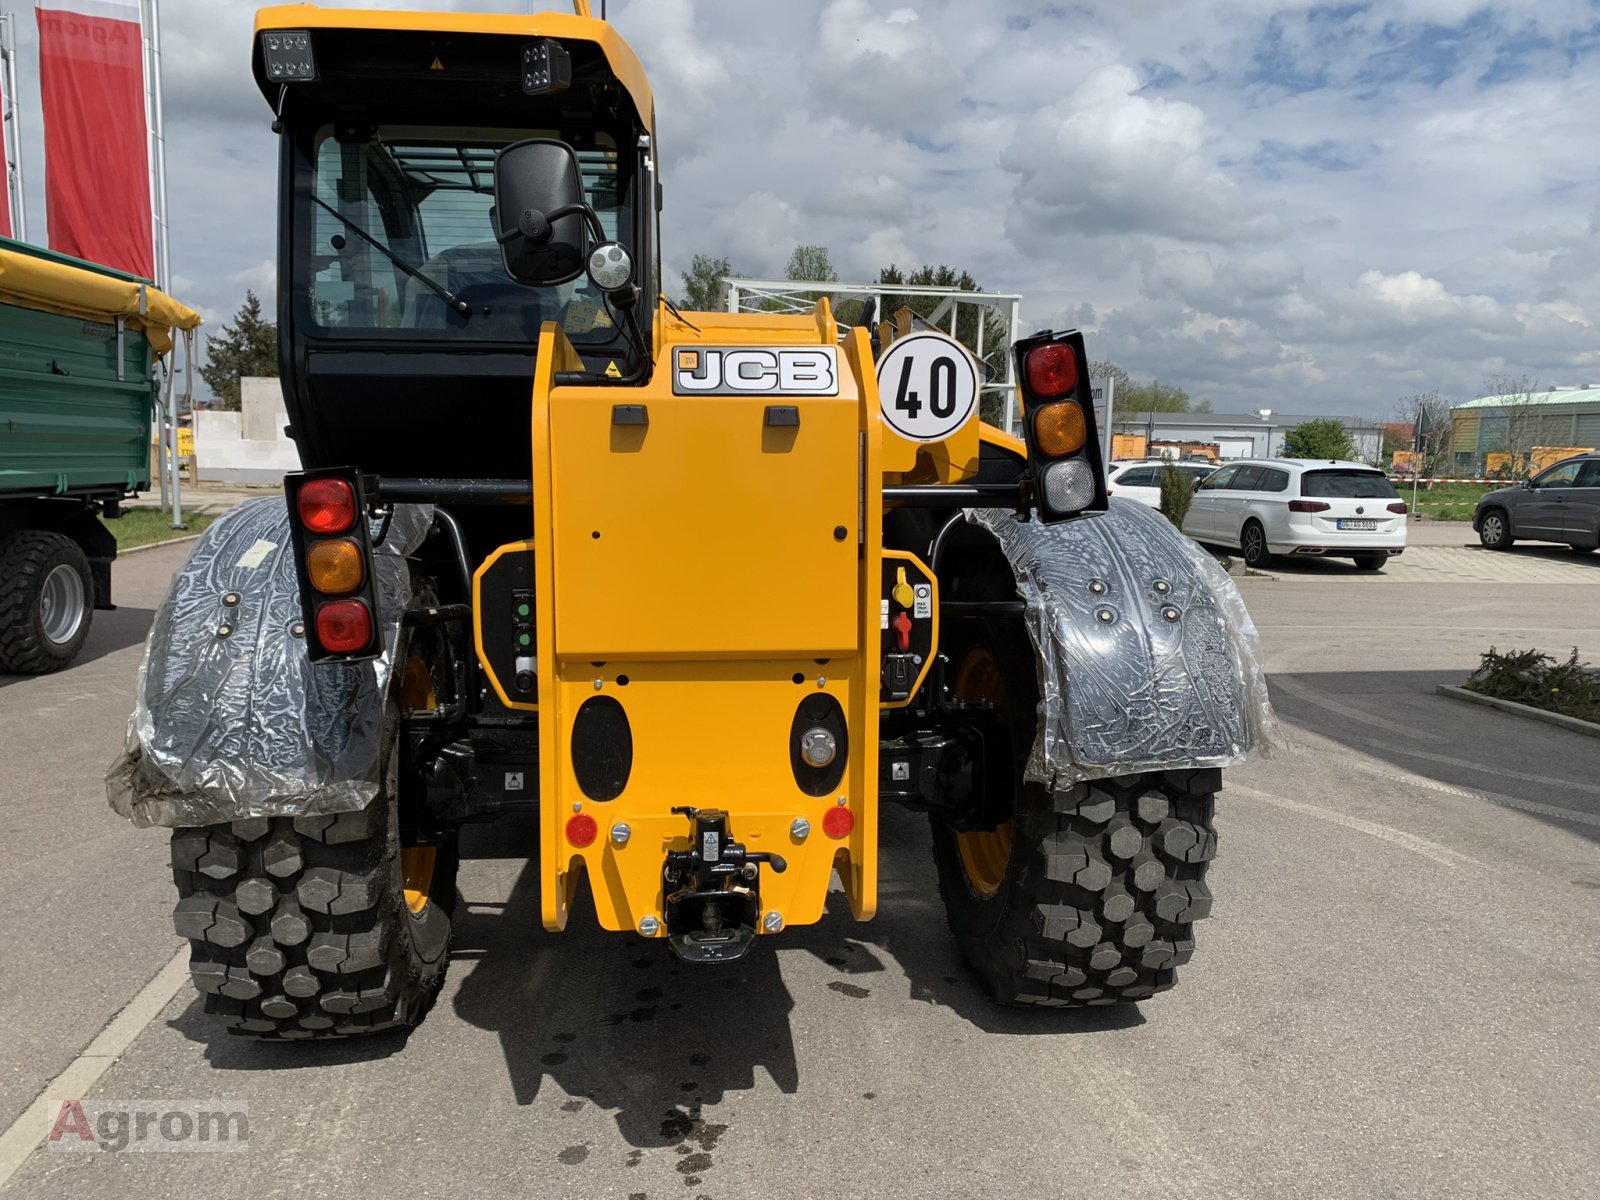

left=119, top=534, right=203, bottom=556
left=1435, top=684, right=1600, bottom=740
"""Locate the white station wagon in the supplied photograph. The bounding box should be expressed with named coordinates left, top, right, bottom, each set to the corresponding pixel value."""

left=1182, top=458, right=1408, bottom=570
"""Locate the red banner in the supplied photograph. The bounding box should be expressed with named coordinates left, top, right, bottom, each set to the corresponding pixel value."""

left=36, top=0, right=153, bottom=278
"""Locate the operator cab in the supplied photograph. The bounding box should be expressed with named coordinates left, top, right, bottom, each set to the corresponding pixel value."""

left=253, top=9, right=657, bottom=482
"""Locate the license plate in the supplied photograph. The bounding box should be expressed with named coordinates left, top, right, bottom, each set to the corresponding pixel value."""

left=1337, top=519, right=1378, bottom=531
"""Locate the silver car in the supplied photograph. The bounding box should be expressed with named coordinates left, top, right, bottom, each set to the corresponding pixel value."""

left=1183, top=458, right=1408, bottom=570
left=1473, top=453, right=1600, bottom=552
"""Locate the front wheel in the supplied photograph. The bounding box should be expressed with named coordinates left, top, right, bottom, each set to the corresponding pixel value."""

left=1478, top=509, right=1514, bottom=550
left=1240, top=520, right=1270, bottom=568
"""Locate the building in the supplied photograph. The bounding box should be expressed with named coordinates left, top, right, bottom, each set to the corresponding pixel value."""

left=1450, top=386, right=1600, bottom=476
left=1113, top=411, right=1384, bottom=463
left=194, top=376, right=300, bottom=484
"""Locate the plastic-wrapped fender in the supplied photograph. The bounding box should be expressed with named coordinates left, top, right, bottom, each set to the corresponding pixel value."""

left=967, top=498, right=1278, bottom=787
left=106, top=497, right=432, bottom=829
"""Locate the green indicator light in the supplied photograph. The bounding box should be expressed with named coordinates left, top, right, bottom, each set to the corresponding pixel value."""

left=518, top=633, right=532, bottom=647
left=517, top=603, right=531, bottom=617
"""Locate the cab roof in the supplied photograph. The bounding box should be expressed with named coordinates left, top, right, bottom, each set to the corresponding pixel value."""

left=252, top=4, right=653, bottom=128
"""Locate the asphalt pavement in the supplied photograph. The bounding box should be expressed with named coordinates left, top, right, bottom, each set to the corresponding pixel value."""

left=1, top=529, right=1597, bottom=1199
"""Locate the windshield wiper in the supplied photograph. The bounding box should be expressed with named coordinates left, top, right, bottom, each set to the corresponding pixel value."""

left=311, top=195, right=470, bottom=318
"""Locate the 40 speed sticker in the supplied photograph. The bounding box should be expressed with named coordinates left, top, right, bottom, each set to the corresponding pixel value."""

left=876, top=331, right=979, bottom=442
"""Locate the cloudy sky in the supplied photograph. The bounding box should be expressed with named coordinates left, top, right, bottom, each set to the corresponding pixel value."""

left=10, top=0, right=1599, bottom=416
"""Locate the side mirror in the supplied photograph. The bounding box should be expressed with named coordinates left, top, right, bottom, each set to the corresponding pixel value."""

left=493, top=139, right=588, bottom=285
left=1522, top=479, right=1535, bottom=490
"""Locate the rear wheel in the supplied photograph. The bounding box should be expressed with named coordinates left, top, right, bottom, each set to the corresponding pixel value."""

left=931, top=620, right=1218, bottom=1006
left=0, top=531, right=93, bottom=674
left=170, top=796, right=456, bottom=1039
left=1353, top=553, right=1386, bottom=572
left=1479, top=509, right=1513, bottom=550
left=1567, top=542, right=1597, bottom=554
left=1239, top=520, right=1270, bottom=568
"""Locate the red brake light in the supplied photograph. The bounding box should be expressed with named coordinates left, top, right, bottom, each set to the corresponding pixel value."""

left=1387, top=502, right=1407, bottom=514
left=1288, top=499, right=1331, bottom=513
left=565, top=813, right=598, bottom=848
left=315, top=598, right=373, bottom=654
left=298, top=478, right=357, bottom=534
left=822, top=805, right=855, bottom=839
left=1024, top=343, right=1078, bottom=399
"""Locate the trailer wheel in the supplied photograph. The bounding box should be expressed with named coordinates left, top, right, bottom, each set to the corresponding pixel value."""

left=170, top=795, right=456, bottom=1039
left=0, top=530, right=93, bottom=674
left=931, top=621, right=1218, bottom=1006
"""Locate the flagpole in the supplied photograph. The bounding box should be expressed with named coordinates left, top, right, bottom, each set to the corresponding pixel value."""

left=143, top=0, right=170, bottom=292
left=0, top=13, right=26, bottom=241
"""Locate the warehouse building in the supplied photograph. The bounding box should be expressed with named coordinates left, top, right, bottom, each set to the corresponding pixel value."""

left=1450, top=386, right=1600, bottom=476
left=1112, top=411, right=1383, bottom=463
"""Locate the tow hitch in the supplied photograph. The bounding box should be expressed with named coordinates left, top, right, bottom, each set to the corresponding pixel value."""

left=662, top=807, right=787, bottom=963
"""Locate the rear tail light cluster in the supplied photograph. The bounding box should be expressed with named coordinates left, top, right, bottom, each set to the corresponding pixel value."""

left=1288, top=499, right=1331, bottom=513
left=284, top=468, right=384, bottom=662
left=1013, top=330, right=1107, bottom=523
left=1388, top=501, right=1408, bottom=514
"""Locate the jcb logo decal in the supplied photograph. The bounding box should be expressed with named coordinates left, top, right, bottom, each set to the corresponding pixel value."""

left=671, top=346, right=839, bottom=396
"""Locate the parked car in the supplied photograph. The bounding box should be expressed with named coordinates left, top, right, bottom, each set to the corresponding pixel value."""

left=1183, top=458, right=1407, bottom=570
left=1106, top=460, right=1216, bottom=509
left=1473, top=453, right=1600, bottom=552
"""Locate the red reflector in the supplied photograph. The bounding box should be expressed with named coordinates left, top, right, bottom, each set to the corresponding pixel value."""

left=565, top=813, right=598, bottom=848
left=1387, top=502, right=1408, bottom=514
left=1024, top=343, right=1078, bottom=399
left=1288, top=500, right=1331, bottom=513
left=298, top=478, right=357, bottom=534
left=822, top=806, right=854, bottom=839
left=315, top=599, right=373, bottom=654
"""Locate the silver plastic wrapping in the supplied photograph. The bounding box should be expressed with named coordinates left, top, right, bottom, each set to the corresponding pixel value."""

left=968, top=498, right=1278, bottom=787
left=106, top=497, right=434, bottom=828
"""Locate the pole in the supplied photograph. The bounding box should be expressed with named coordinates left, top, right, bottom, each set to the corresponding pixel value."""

left=0, top=14, right=26, bottom=241
left=166, top=329, right=186, bottom=529
left=143, top=0, right=171, bottom=291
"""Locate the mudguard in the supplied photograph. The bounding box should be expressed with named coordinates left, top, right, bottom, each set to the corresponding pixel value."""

left=967, top=498, right=1278, bottom=786
left=106, top=497, right=432, bottom=828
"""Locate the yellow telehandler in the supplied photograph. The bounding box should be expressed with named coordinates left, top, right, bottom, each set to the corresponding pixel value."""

left=109, top=3, right=1273, bottom=1038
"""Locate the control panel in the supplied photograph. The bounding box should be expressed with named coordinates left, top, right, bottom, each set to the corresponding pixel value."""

left=474, top=541, right=538, bottom=710
left=879, top=551, right=938, bottom=707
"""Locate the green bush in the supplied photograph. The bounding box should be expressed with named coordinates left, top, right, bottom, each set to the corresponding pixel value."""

left=1158, top=460, right=1194, bottom=530
left=1463, top=646, right=1600, bottom=722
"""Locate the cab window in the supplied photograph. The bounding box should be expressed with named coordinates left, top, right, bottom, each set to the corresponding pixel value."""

left=1199, top=466, right=1238, bottom=490
left=1229, top=466, right=1265, bottom=491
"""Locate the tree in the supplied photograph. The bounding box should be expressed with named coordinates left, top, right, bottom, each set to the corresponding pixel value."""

left=786, top=244, right=838, bottom=283
left=1158, top=459, right=1195, bottom=530
left=1122, top=380, right=1191, bottom=413
left=1193, top=398, right=1214, bottom=414
left=1089, top=360, right=1130, bottom=389
left=877, top=263, right=1013, bottom=423
left=199, top=291, right=277, bottom=412
left=678, top=254, right=733, bottom=312
left=1391, top=391, right=1453, bottom=477
left=1481, top=374, right=1542, bottom=476
left=1281, top=417, right=1357, bottom=460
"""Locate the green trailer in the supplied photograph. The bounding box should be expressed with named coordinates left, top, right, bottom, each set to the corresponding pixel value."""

left=0, top=236, right=200, bottom=673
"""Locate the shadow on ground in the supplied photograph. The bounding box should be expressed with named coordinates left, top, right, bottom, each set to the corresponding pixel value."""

left=0, top=605, right=156, bottom=688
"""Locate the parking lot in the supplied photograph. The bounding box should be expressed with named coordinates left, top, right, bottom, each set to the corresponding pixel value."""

left=2, top=522, right=1598, bottom=1200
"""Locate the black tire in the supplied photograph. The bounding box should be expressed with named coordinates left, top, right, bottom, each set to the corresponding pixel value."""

left=1478, top=508, right=1514, bottom=550
left=1352, top=553, right=1386, bottom=572
left=931, top=616, right=1217, bottom=1006
left=1567, top=542, right=1598, bottom=554
left=1239, top=520, right=1270, bottom=568
left=170, top=799, right=456, bottom=1039
left=0, top=531, right=93, bottom=673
